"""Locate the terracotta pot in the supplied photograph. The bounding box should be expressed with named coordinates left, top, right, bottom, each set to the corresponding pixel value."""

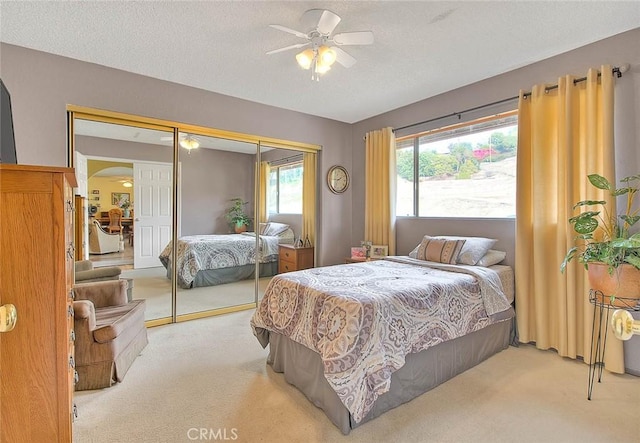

left=234, top=224, right=247, bottom=234
left=588, top=262, right=640, bottom=307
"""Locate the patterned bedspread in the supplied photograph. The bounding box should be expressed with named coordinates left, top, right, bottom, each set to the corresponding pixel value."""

left=159, top=233, right=280, bottom=288
left=251, top=258, right=514, bottom=423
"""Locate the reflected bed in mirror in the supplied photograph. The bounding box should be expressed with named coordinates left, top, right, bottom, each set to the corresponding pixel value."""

left=160, top=225, right=294, bottom=289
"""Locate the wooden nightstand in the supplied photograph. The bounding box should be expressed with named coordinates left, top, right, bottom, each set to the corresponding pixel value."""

left=279, top=244, right=314, bottom=273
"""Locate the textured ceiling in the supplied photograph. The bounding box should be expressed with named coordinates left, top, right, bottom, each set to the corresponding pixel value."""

left=1, top=1, right=639, bottom=123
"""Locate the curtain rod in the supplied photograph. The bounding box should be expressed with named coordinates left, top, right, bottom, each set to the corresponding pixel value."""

left=393, top=95, right=518, bottom=133
left=267, top=153, right=303, bottom=166
left=392, top=65, right=625, bottom=134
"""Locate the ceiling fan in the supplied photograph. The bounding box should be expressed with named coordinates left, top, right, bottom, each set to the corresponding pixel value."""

left=267, top=9, right=374, bottom=81
left=109, top=176, right=134, bottom=188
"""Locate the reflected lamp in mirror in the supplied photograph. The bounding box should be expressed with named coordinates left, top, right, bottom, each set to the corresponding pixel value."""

left=180, top=134, right=200, bottom=152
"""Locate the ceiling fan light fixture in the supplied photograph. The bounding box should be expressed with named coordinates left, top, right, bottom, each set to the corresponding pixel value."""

left=180, top=135, right=200, bottom=151
left=296, top=49, right=314, bottom=70
left=318, top=46, right=336, bottom=67
left=268, top=9, right=373, bottom=82
left=315, top=63, right=331, bottom=74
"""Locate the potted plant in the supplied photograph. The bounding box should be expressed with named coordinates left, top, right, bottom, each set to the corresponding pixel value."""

left=225, top=198, right=252, bottom=233
left=561, top=173, right=640, bottom=306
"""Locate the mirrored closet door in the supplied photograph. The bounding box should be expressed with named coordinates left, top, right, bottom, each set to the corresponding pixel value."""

left=175, top=133, right=260, bottom=318
left=257, top=142, right=317, bottom=302
left=68, top=106, right=320, bottom=326
left=71, top=115, right=175, bottom=323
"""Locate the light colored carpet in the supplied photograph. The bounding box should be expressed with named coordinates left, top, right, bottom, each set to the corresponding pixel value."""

left=73, top=310, right=640, bottom=443
left=121, top=267, right=271, bottom=320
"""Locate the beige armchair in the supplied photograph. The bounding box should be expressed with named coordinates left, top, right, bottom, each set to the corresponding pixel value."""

left=73, top=280, right=147, bottom=391
left=89, top=219, right=122, bottom=254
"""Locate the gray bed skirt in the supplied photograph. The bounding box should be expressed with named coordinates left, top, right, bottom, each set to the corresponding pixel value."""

left=165, top=261, right=278, bottom=288
left=264, top=318, right=512, bottom=435
left=192, top=262, right=278, bottom=288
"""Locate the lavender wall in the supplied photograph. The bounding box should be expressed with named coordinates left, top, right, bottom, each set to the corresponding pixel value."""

left=0, top=43, right=354, bottom=266
left=76, top=136, right=173, bottom=163
left=178, top=148, right=255, bottom=236
left=351, top=28, right=640, bottom=266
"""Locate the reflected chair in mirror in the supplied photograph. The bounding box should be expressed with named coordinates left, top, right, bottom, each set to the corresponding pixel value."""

left=107, top=208, right=124, bottom=234
left=75, top=259, right=133, bottom=301
left=72, top=279, right=148, bottom=391
left=89, top=219, right=122, bottom=254
left=75, top=260, right=121, bottom=282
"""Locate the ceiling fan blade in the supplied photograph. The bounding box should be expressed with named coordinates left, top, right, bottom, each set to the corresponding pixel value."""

left=317, top=10, right=341, bottom=35
left=333, top=31, right=374, bottom=46
left=266, top=42, right=309, bottom=55
left=269, top=24, right=309, bottom=40
left=332, top=47, right=357, bottom=68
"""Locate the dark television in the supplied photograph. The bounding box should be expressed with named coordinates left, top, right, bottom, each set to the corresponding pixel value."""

left=0, top=78, right=18, bottom=164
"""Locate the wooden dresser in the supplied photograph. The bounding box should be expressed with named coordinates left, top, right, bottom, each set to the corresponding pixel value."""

left=0, top=164, right=77, bottom=442
left=278, top=244, right=314, bottom=273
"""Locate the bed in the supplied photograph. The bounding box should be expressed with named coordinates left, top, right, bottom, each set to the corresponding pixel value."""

left=251, top=237, right=515, bottom=434
left=159, top=222, right=294, bottom=289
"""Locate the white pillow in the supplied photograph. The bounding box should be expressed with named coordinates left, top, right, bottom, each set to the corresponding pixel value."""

left=262, top=222, right=289, bottom=236
left=454, top=237, right=497, bottom=265
left=476, top=249, right=507, bottom=267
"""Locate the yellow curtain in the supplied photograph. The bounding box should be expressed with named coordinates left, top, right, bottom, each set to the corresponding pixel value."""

left=302, top=153, right=316, bottom=245
left=516, top=65, right=623, bottom=372
left=258, top=161, right=270, bottom=224
left=364, top=127, right=396, bottom=255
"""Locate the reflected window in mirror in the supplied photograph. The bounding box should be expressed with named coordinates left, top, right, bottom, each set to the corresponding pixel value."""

left=268, top=161, right=303, bottom=215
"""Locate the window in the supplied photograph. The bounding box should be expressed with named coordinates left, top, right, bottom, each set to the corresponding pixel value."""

left=268, top=162, right=303, bottom=214
left=396, top=112, right=517, bottom=218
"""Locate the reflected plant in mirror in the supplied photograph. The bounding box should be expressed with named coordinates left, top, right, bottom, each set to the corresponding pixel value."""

left=225, top=198, right=253, bottom=233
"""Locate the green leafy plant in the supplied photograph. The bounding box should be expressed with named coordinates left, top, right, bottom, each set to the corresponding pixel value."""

left=225, top=198, right=252, bottom=230
left=561, top=173, right=640, bottom=273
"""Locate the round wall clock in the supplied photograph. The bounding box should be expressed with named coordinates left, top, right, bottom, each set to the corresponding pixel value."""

left=327, top=165, right=350, bottom=194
